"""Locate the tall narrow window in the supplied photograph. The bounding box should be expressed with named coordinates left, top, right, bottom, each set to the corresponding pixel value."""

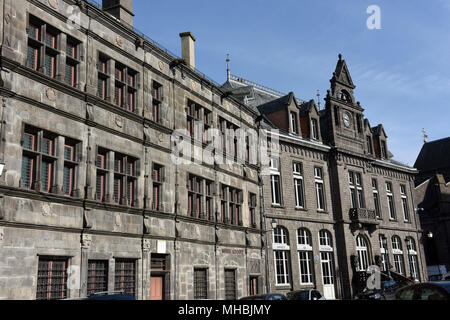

left=297, top=228, right=314, bottom=285
left=400, top=185, right=410, bottom=222
left=372, top=179, right=381, bottom=218
left=379, top=234, right=388, bottom=272
left=273, top=226, right=291, bottom=286
left=315, top=167, right=325, bottom=211
left=21, top=130, right=37, bottom=189
left=249, top=193, right=257, bottom=228
left=87, top=260, right=108, bottom=296
left=356, top=235, right=370, bottom=271
left=126, top=157, right=137, bottom=207
left=113, top=154, right=124, bottom=204
left=224, top=269, right=236, bottom=300
left=319, top=230, right=335, bottom=288
left=65, top=38, right=79, bottom=87
left=270, top=157, right=282, bottom=206
left=98, top=54, right=109, bottom=100
left=392, top=236, right=405, bottom=275
left=27, top=21, right=41, bottom=71
left=40, top=135, right=55, bottom=193
left=349, top=171, right=364, bottom=208
left=63, top=141, right=77, bottom=197
left=44, top=28, right=58, bottom=78
left=380, top=140, right=387, bottom=159
left=114, top=259, right=136, bottom=297
left=194, top=268, right=208, bottom=300
left=293, top=162, right=305, bottom=208
left=228, top=187, right=242, bottom=226
left=311, top=118, right=319, bottom=140
left=386, top=182, right=396, bottom=220
left=205, top=181, right=213, bottom=221
left=366, top=136, right=373, bottom=155
left=152, top=81, right=163, bottom=123
left=96, top=151, right=107, bottom=202
left=290, top=111, right=299, bottom=134
left=406, top=237, right=419, bottom=280
left=152, top=164, right=164, bottom=211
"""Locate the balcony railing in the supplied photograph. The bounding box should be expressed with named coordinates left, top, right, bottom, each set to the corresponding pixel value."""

left=349, top=208, right=379, bottom=225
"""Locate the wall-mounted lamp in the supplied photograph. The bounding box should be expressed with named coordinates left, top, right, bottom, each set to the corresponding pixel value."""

left=0, top=160, right=5, bottom=177
left=427, top=231, right=433, bottom=239
left=271, top=218, right=278, bottom=230
left=414, top=208, right=424, bottom=213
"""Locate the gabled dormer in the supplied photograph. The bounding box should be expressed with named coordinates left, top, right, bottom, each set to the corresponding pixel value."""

left=372, top=124, right=389, bottom=159
left=300, top=99, right=322, bottom=142
left=256, top=92, right=302, bottom=135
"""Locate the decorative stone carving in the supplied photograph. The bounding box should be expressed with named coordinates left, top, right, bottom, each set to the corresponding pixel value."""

left=143, top=217, right=151, bottom=234
left=42, top=203, right=51, bottom=216
left=81, top=234, right=92, bottom=249
left=142, top=238, right=151, bottom=251
left=4, top=13, right=11, bottom=25
left=83, top=209, right=92, bottom=229
left=115, top=214, right=122, bottom=227
left=116, top=35, right=123, bottom=47
left=48, top=0, right=59, bottom=10
left=46, top=88, right=56, bottom=102
left=158, top=61, right=164, bottom=71
left=114, top=115, right=123, bottom=128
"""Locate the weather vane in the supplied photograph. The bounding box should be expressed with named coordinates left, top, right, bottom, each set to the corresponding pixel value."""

left=422, top=128, right=428, bottom=143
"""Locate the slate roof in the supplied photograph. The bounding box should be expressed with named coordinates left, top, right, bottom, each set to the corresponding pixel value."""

left=256, top=93, right=294, bottom=115
left=414, top=137, right=450, bottom=172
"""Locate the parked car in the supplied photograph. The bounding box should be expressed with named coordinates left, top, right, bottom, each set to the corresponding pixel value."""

left=396, top=282, right=450, bottom=300
left=239, top=293, right=287, bottom=300
left=286, top=289, right=326, bottom=301
left=354, top=280, right=408, bottom=300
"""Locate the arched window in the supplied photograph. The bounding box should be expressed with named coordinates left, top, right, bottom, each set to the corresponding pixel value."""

left=273, top=226, right=289, bottom=245
left=356, top=235, right=370, bottom=271
left=392, top=236, right=405, bottom=275
left=339, top=90, right=352, bottom=103
left=379, top=234, right=388, bottom=272
left=273, top=226, right=291, bottom=286
left=406, top=237, right=419, bottom=280
left=297, top=228, right=314, bottom=285
left=319, top=230, right=333, bottom=249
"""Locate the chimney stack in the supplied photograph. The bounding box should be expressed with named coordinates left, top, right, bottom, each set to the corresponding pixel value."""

left=179, top=32, right=196, bottom=69
left=102, top=0, right=134, bottom=27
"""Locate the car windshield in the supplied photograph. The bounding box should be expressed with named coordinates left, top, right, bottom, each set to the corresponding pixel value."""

left=267, top=294, right=285, bottom=300
left=287, top=291, right=309, bottom=300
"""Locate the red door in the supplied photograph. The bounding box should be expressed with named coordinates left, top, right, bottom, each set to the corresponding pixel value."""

left=250, top=277, right=258, bottom=295
left=150, top=276, right=164, bottom=300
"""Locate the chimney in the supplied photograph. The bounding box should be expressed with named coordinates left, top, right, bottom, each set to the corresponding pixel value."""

left=179, top=32, right=196, bottom=69
left=102, top=0, right=134, bottom=27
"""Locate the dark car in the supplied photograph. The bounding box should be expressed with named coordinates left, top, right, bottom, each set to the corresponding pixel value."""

left=86, top=291, right=136, bottom=300
left=286, top=289, right=326, bottom=301
left=354, top=280, right=408, bottom=300
left=396, top=282, right=450, bottom=300
left=239, top=293, right=287, bottom=300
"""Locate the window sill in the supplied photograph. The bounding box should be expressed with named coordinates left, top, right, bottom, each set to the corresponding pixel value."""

left=317, top=210, right=328, bottom=214
left=271, top=204, right=284, bottom=209
left=295, top=207, right=308, bottom=212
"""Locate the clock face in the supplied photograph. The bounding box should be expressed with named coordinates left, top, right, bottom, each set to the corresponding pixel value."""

left=343, top=112, right=351, bottom=128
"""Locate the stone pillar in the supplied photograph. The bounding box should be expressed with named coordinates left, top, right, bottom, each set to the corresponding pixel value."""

left=56, top=33, right=67, bottom=83
left=53, top=136, right=65, bottom=195
left=105, top=150, right=114, bottom=203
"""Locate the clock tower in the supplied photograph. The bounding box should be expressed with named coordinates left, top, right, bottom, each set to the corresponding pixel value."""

left=321, top=54, right=367, bottom=155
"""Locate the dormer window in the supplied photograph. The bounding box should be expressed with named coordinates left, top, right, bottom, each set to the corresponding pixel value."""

left=366, top=135, right=373, bottom=155
left=380, top=140, right=387, bottom=159
left=311, top=118, right=319, bottom=140
left=290, top=111, right=299, bottom=134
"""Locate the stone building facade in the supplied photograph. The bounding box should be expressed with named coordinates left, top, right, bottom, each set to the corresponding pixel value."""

left=0, top=0, right=427, bottom=301
left=414, top=138, right=450, bottom=275
left=0, top=0, right=264, bottom=300
left=223, top=55, right=427, bottom=299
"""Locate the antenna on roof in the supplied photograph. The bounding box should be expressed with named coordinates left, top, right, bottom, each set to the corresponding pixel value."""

left=317, top=90, right=321, bottom=110
left=422, top=128, right=428, bottom=143
left=226, top=54, right=230, bottom=81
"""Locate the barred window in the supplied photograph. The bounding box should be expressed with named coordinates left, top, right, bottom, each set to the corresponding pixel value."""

left=114, top=259, right=136, bottom=297
left=224, top=269, right=236, bottom=300
left=36, top=257, right=68, bottom=300
left=194, top=268, right=208, bottom=300
left=21, top=126, right=79, bottom=195
left=87, top=260, right=108, bottom=296
left=152, top=81, right=163, bottom=123
left=152, top=163, right=164, bottom=211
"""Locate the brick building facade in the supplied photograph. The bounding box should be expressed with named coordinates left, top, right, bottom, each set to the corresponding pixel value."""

left=0, top=0, right=426, bottom=300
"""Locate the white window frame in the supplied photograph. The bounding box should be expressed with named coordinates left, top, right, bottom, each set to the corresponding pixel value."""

left=356, top=235, right=369, bottom=271
left=297, top=228, right=314, bottom=285
left=315, top=167, right=325, bottom=211
left=386, top=182, right=396, bottom=220
left=400, top=185, right=410, bottom=222
left=293, top=162, right=305, bottom=209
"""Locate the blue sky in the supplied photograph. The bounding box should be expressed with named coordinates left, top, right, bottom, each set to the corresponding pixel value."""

left=132, top=0, right=450, bottom=166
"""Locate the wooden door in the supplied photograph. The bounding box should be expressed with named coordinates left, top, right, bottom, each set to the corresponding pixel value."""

left=150, top=276, right=164, bottom=300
